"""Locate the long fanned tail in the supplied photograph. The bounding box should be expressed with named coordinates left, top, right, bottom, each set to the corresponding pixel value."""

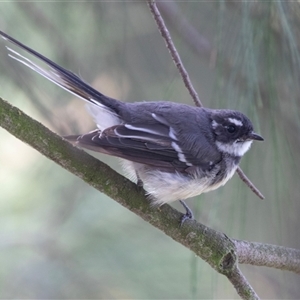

left=0, top=30, right=120, bottom=113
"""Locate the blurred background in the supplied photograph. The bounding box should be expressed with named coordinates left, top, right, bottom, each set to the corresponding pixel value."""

left=0, top=1, right=299, bottom=299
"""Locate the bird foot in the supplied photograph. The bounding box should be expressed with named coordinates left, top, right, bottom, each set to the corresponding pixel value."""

left=179, top=200, right=194, bottom=226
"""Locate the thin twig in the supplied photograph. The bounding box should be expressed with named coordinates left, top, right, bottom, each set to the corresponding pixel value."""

left=147, top=0, right=202, bottom=107
left=147, top=1, right=260, bottom=298
left=156, top=1, right=211, bottom=58
left=148, top=0, right=264, bottom=200
left=236, top=167, right=264, bottom=199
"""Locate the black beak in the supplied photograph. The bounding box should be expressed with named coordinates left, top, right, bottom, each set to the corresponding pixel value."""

left=248, top=132, right=264, bottom=141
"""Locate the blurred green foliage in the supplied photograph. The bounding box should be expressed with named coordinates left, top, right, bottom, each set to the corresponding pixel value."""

left=0, top=1, right=299, bottom=299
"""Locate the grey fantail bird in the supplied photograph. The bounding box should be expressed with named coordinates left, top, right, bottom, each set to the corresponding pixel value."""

left=0, top=31, right=263, bottom=224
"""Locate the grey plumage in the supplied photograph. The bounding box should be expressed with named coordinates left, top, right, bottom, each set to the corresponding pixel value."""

left=0, top=30, right=263, bottom=210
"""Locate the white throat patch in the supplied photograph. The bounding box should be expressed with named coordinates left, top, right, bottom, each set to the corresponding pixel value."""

left=216, top=140, right=252, bottom=157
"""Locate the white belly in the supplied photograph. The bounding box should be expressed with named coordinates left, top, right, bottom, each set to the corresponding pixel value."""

left=122, top=160, right=238, bottom=206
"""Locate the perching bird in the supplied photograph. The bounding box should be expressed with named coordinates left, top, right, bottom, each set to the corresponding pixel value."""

left=0, top=31, right=263, bottom=223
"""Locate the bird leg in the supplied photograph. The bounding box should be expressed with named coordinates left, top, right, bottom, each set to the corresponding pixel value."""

left=179, top=200, right=194, bottom=225
left=135, top=172, right=193, bottom=226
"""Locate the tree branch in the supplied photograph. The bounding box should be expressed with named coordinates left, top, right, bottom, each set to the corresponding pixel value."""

left=0, top=89, right=300, bottom=299
left=0, top=96, right=237, bottom=274
left=235, top=240, right=300, bottom=274
left=1, top=94, right=299, bottom=299
left=227, top=266, right=259, bottom=300
left=0, top=3, right=298, bottom=298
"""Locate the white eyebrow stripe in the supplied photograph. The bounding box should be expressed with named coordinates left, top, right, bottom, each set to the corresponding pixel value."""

left=228, top=118, right=243, bottom=126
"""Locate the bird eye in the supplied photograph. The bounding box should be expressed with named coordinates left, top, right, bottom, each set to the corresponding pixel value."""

left=227, top=125, right=236, bottom=133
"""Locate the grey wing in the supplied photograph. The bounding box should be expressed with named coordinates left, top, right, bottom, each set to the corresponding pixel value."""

left=66, top=115, right=221, bottom=173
